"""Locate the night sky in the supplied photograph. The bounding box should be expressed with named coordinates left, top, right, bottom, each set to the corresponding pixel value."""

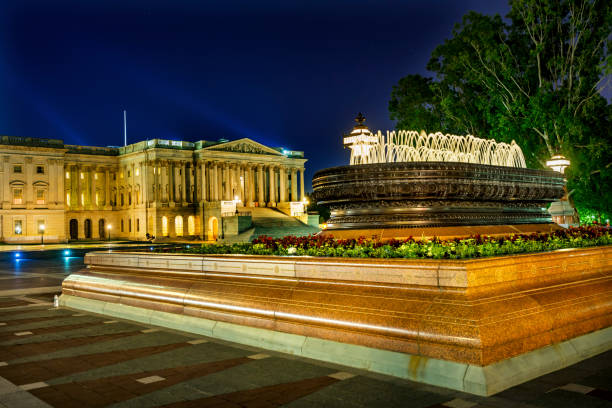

left=1, top=0, right=511, bottom=190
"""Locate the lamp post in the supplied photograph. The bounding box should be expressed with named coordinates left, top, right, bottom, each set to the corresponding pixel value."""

left=546, top=154, right=575, bottom=225
left=107, top=224, right=112, bottom=241
left=39, top=224, right=45, bottom=245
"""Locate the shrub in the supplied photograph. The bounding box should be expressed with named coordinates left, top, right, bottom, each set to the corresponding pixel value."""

left=170, top=225, right=612, bottom=260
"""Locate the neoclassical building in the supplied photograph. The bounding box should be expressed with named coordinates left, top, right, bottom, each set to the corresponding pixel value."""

left=0, top=135, right=307, bottom=243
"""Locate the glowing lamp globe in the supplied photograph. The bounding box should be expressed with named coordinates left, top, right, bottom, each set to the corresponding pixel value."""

left=546, top=155, right=571, bottom=174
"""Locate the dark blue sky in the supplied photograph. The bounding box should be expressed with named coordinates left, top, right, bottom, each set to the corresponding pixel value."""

left=1, top=0, right=511, bottom=190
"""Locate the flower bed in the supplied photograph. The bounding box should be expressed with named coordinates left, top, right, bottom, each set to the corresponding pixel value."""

left=167, top=225, right=612, bottom=259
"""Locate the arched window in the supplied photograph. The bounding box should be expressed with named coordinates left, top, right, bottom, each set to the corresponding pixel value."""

left=120, top=194, right=124, bottom=206
left=175, top=216, right=183, bottom=236
left=188, top=216, right=195, bottom=236
left=161, top=216, right=168, bottom=236
left=128, top=192, right=132, bottom=205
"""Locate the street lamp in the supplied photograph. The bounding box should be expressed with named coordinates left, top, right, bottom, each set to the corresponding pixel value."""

left=107, top=224, right=112, bottom=241
left=546, top=154, right=571, bottom=174
left=39, top=224, right=45, bottom=245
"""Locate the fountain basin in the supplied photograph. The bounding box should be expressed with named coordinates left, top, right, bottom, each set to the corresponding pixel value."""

left=313, top=162, right=565, bottom=231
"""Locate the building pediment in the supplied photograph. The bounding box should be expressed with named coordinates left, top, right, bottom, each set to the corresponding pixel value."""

left=203, top=138, right=282, bottom=156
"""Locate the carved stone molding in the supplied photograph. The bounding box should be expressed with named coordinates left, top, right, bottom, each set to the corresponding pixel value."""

left=313, top=162, right=565, bottom=229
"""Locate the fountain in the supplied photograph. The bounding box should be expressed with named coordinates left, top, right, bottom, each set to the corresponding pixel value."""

left=313, top=114, right=565, bottom=238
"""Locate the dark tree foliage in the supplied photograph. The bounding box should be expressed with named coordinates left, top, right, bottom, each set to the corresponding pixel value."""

left=389, top=0, right=612, bottom=220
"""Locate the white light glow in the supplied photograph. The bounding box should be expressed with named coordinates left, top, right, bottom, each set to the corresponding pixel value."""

left=347, top=129, right=526, bottom=168
left=546, top=155, right=570, bottom=174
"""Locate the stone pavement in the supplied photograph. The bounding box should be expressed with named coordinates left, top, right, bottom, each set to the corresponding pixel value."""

left=0, top=257, right=610, bottom=407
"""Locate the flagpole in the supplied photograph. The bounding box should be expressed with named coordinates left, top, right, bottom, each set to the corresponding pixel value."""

left=123, top=110, right=127, bottom=146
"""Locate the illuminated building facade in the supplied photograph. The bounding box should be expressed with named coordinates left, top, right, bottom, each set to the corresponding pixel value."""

left=0, top=136, right=307, bottom=242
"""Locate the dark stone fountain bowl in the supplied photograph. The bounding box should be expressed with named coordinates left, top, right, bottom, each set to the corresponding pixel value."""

left=312, top=162, right=565, bottom=230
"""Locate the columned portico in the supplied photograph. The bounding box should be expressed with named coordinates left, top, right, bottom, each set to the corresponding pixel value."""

left=0, top=136, right=307, bottom=243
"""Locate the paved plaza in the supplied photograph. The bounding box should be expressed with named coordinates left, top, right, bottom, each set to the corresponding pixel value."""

left=0, top=254, right=610, bottom=407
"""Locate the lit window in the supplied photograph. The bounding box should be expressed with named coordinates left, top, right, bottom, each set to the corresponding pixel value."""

left=81, top=193, right=84, bottom=205
left=94, top=173, right=98, bottom=180
left=66, top=172, right=70, bottom=179
left=175, top=216, right=183, bottom=236
left=135, top=168, right=140, bottom=176
left=95, top=193, right=99, bottom=206
left=161, top=216, right=168, bottom=236
left=36, top=189, right=45, bottom=204
left=14, top=220, right=22, bottom=235
left=80, top=172, right=84, bottom=179
left=120, top=172, right=124, bottom=179
left=13, top=188, right=23, bottom=205
left=37, top=220, right=45, bottom=232
left=153, top=168, right=156, bottom=174
left=66, top=193, right=70, bottom=204
left=36, top=166, right=44, bottom=174
left=13, top=165, right=22, bottom=173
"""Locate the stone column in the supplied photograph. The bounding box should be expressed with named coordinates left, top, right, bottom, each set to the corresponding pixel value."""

left=161, top=161, right=168, bottom=202
left=268, top=166, right=276, bottom=206
left=25, top=157, right=33, bottom=206
left=224, top=163, right=231, bottom=201
left=279, top=166, right=286, bottom=203
left=131, top=163, right=136, bottom=209
left=248, top=165, right=255, bottom=206
left=201, top=161, right=208, bottom=202
left=180, top=162, right=186, bottom=203
left=299, top=168, right=305, bottom=201
left=105, top=168, right=110, bottom=206
left=76, top=164, right=82, bottom=209
left=91, top=167, right=97, bottom=207
left=188, top=162, right=195, bottom=202
left=257, top=164, right=265, bottom=206
left=47, top=159, right=55, bottom=204
left=291, top=168, right=298, bottom=202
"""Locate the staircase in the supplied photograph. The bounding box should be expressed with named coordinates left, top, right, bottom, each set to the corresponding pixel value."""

left=248, top=207, right=320, bottom=240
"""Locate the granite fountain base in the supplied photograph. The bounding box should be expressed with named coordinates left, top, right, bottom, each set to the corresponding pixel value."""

left=60, top=247, right=612, bottom=395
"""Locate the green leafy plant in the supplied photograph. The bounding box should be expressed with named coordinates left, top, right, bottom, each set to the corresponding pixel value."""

left=161, top=225, right=612, bottom=260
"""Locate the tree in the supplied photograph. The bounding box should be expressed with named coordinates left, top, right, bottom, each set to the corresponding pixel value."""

left=389, top=0, right=612, bottom=219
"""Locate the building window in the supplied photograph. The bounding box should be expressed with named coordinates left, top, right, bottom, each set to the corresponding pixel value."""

left=128, top=170, right=131, bottom=177
left=80, top=172, right=84, bottom=179
left=66, top=172, right=70, bottom=179
left=136, top=218, right=140, bottom=232
left=161, top=216, right=168, bottom=236
left=94, top=173, right=98, bottom=180
left=66, top=193, right=70, bottom=204
left=121, top=219, right=124, bottom=232
left=13, top=188, right=23, bottom=205
left=14, top=220, right=23, bottom=235
left=120, top=194, right=124, bottom=206
left=81, top=193, right=84, bottom=206
left=113, top=174, right=116, bottom=181
left=129, top=218, right=132, bottom=232
left=36, top=189, right=45, bottom=205
left=120, top=172, right=124, bottom=179
left=136, top=168, right=140, bottom=176
left=36, top=166, right=45, bottom=174
left=13, top=165, right=22, bottom=173
left=175, top=216, right=183, bottom=236
left=128, top=192, right=132, bottom=205
left=37, top=219, right=45, bottom=233
left=95, top=193, right=99, bottom=206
